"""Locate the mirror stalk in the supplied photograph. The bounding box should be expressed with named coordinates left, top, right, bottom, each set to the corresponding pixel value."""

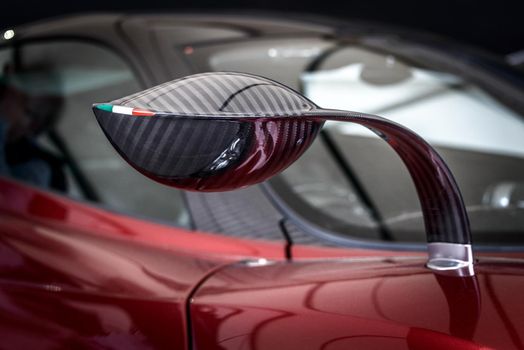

left=307, top=109, right=473, bottom=275
left=93, top=72, right=474, bottom=276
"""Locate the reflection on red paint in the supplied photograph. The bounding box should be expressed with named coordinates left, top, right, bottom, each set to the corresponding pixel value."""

left=137, top=118, right=323, bottom=191
left=191, top=259, right=524, bottom=350
left=407, top=328, right=494, bottom=350
left=0, top=177, right=286, bottom=259
left=0, top=176, right=285, bottom=350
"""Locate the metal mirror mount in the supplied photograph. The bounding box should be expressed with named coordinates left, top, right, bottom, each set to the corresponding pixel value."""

left=92, top=72, right=473, bottom=276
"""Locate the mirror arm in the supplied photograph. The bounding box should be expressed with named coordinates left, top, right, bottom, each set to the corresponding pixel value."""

left=307, top=109, right=474, bottom=276
left=92, top=71, right=473, bottom=276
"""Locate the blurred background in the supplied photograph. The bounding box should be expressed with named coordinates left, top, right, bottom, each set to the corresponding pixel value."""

left=1, top=0, right=523, bottom=242
left=1, top=0, right=522, bottom=56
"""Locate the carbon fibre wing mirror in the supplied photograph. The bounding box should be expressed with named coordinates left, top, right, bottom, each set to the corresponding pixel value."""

left=93, top=72, right=473, bottom=275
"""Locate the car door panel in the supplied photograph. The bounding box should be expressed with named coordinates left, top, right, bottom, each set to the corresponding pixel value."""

left=0, top=176, right=287, bottom=349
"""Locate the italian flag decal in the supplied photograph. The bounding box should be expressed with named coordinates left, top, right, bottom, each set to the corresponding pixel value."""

left=96, top=104, right=156, bottom=117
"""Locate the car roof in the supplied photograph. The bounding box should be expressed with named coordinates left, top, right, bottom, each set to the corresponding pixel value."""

left=5, top=12, right=334, bottom=41
left=4, top=12, right=523, bottom=118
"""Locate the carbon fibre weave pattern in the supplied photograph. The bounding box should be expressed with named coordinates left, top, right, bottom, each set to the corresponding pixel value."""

left=93, top=71, right=471, bottom=246
left=111, top=72, right=316, bottom=116
left=96, top=112, right=249, bottom=178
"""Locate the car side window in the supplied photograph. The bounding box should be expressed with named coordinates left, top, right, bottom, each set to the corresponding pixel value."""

left=0, top=41, right=190, bottom=228
left=294, top=47, right=524, bottom=244
left=197, top=39, right=524, bottom=245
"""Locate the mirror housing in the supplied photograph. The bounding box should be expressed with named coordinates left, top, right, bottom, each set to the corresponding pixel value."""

left=93, top=73, right=324, bottom=191
left=93, top=72, right=473, bottom=275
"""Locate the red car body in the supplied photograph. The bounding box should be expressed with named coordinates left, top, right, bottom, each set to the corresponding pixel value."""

left=2, top=177, right=524, bottom=349
left=1, top=13, right=524, bottom=350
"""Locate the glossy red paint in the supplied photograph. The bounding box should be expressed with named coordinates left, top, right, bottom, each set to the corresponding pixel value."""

left=0, top=215, right=217, bottom=349
left=0, top=177, right=286, bottom=260
left=0, top=176, right=284, bottom=349
left=3, top=177, right=524, bottom=349
left=191, top=258, right=524, bottom=350
left=0, top=177, right=415, bottom=261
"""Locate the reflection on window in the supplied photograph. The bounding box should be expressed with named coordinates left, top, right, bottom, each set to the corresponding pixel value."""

left=202, top=38, right=524, bottom=244
left=301, top=48, right=524, bottom=158
left=0, top=41, right=190, bottom=228
left=281, top=44, right=524, bottom=244
left=203, top=38, right=333, bottom=90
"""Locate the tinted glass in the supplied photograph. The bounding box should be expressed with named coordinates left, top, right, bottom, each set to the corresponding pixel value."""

left=0, top=41, right=190, bottom=227
left=198, top=38, right=524, bottom=244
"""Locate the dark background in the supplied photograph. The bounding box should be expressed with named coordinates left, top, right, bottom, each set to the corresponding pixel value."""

left=0, top=0, right=522, bottom=56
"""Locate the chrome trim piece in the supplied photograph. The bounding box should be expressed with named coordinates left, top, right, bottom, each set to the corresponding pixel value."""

left=427, top=242, right=474, bottom=276
left=242, top=258, right=275, bottom=267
